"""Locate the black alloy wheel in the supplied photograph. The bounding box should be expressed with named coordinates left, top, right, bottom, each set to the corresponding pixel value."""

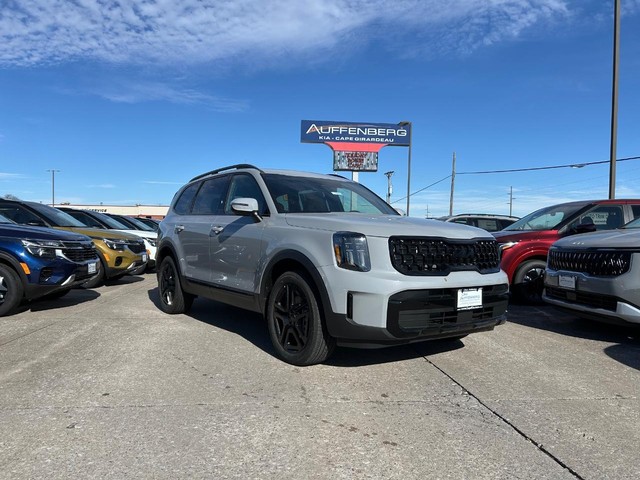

left=513, top=259, right=546, bottom=304
left=157, top=256, right=194, bottom=314
left=267, top=271, right=335, bottom=366
left=0, top=264, right=23, bottom=317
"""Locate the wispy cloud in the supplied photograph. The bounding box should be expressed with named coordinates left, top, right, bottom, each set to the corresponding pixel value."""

left=0, top=172, right=25, bottom=179
left=87, top=80, right=248, bottom=112
left=87, top=183, right=117, bottom=189
left=0, top=1, right=571, bottom=68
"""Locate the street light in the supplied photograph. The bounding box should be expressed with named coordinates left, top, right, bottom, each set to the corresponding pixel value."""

left=46, top=169, right=60, bottom=206
left=384, top=171, right=394, bottom=204
left=398, top=121, right=412, bottom=215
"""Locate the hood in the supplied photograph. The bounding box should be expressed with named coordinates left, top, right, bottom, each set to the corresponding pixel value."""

left=0, top=224, right=91, bottom=242
left=492, top=229, right=558, bottom=242
left=284, top=214, right=493, bottom=239
left=113, top=229, right=157, bottom=240
left=552, top=228, right=640, bottom=250
left=55, top=226, right=143, bottom=241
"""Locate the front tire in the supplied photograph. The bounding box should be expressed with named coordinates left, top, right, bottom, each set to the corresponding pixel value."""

left=512, top=259, right=546, bottom=304
left=157, top=256, right=194, bottom=314
left=266, top=271, right=335, bottom=366
left=0, top=264, right=24, bottom=317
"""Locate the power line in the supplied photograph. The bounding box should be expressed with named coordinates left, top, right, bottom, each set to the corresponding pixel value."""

left=457, top=155, right=640, bottom=175
left=392, top=175, right=451, bottom=204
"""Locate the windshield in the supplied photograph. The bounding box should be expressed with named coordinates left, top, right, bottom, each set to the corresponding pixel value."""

left=262, top=173, right=398, bottom=215
left=623, top=217, right=640, bottom=229
left=504, top=202, right=590, bottom=231
left=29, top=203, right=88, bottom=227
left=90, top=211, right=131, bottom=229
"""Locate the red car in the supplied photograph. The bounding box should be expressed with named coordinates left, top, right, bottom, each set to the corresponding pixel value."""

left=493, top=199, right=640, bottom=303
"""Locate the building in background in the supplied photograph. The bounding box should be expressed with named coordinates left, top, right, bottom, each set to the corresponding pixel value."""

left=58, top=203, right=168, bottom=219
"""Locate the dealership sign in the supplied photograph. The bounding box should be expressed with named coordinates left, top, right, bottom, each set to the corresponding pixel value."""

left=301, top=120, right=410, bottom=173
left=301, top=120, right=410, bottom=146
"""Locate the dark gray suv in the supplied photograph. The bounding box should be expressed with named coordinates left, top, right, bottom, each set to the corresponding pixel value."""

left=156, top=164, right=509, bottom=365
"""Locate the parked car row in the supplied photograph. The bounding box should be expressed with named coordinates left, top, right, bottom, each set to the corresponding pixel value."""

left=0, top=199, right=158, bottom=316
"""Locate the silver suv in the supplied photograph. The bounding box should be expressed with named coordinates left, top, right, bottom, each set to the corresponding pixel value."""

left=156, top=164, right=509, bottom=365
left=543, top=216, right=640, bottom=325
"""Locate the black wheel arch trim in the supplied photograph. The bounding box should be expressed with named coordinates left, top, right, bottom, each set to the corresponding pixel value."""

left=259, top=250, right=334, bottom=318
left=0, top=252, right=29, bottom=287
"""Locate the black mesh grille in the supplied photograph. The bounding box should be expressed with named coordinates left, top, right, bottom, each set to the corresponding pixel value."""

left=548, top=249, right=632, bottom=276
left=61, top=241, right=98, bottom=262
left=545, top=286, right=617, bottom=311
left=389, top=237, right=500, bottom=276
left=126, top=241, right=145, bottom=254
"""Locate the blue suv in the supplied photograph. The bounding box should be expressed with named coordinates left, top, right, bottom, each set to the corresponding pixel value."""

left=0, top=213, right=100, bottom=316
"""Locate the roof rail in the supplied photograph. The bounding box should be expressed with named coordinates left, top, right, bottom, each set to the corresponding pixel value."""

left=189, top=164, right=262, bottom=182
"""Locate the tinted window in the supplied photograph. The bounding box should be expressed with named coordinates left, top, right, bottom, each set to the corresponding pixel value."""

left=565, top=205, right=625, bottom=231
left=17, top=203, right=86, bottom=227
left=65, top=210, right=105, bottom=228
left=0, top=205, right=47, bottom=226
left=192, top=176, right=230, bottom=215
left=173, top=182, right=200, bottom=215
left=504, top=203, right=589, bottom=231
left=632, top=205, right=640, bottom=220
left=224, top=174, right=267, bottom=215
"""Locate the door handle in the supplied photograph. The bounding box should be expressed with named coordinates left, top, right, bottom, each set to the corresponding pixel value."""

left=174, top=225, right=185, bottom=234
left=211, top=226, right=224, bottom=235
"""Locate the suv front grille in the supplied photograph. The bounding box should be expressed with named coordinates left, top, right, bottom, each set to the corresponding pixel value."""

left=548, top=249, right=632, bottom=276
left=389, top=237, right=500, bottom=276
left=126, top=241, right=145, bottom=254
left=61, top=241, right=99, bottom=262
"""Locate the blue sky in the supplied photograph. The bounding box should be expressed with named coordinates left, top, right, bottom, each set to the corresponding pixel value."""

left=1, top=0, right=639, bottom=218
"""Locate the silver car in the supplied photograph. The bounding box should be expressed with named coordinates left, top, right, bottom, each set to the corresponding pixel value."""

left=543, top=217, right=640, bottom=325
left=156, top=164, right=509, bottom=365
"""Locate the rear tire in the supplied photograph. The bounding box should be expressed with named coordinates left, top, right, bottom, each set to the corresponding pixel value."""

left=0, top=264, right=23, bottom=317
left=512, top=259, right=546, bottom=304
left=157, top=256, right=194, bottom=314
left=266, top=271, right=336, bottom=366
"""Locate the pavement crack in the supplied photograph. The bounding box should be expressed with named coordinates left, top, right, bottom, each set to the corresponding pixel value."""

left=0, top=323, right=56, bottom=347
left=422, top=354, right=586, bottom=480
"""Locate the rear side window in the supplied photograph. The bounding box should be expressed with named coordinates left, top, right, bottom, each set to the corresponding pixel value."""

left=192, top=176, right=230, bottom=215
left=173, top=183, right=200, bottom=215
left=632, top=205, right=640, bottom=220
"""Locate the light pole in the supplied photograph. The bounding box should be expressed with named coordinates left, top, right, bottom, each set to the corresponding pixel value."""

left=384, top=171, right=394, bottom=204
left=398, top=121, right=412, bottom=215
left=609, top=0, right=620, bottom=199
left=47, top=169, right=60, bottom=206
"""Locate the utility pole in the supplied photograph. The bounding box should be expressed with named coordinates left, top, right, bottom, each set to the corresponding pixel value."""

left=449, top=152, right=456, bottom=216
left=384, top=171, right=394, bottom=204
left=609, top=0, right=620, bottom=199
left=46, top=169, right=60, bottom=206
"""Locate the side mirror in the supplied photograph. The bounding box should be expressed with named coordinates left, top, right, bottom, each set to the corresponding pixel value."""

left=231, top=198, right=262, bottom=221
left=575, top=221, right=597, bottom=234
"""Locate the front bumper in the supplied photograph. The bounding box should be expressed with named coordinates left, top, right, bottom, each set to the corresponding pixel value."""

left=317, top=265, right=509, bottom=345
left=544, top=269, right=640, bottom=325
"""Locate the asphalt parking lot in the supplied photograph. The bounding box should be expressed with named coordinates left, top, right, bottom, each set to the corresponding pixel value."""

left=1, top=274, right=639, bottom=479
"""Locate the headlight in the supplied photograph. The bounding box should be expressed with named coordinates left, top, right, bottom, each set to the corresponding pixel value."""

left=146, top=238, right=157, bottom=247
left=499, top=241, right=518, bottom=253
left=22, top=239, right=64, bottom=258
left=103, top=238, right=127, bottom=251
left=333, top=232, right=370, bottom=272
